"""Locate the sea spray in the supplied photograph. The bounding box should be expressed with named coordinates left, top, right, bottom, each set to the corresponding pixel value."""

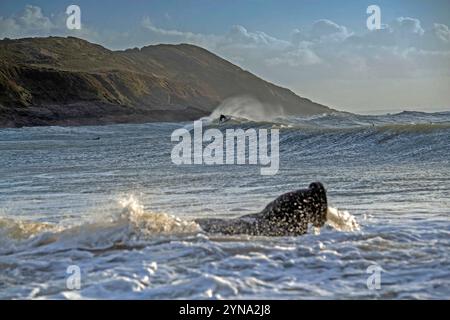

left=118, top=195, right=200, bottom=236
left=0, top=217, right=59, bottom=241
left=210, top=96, right=286, bottom=122
left=0, top=196, right=200, bottom=250
left=326, top=207, right=360, bottom=232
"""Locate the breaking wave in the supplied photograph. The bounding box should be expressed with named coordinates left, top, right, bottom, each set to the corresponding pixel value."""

left=1, top=108, right=448, bottom=299
left=326, top=207, right=360, bottom=232
left=0, top=196, right=360, bottom=255
left=198, top=108, right=450, bottom=163
left=209, top=96, right=287, bottom=123
left=0, top=196, right=201, bottom=253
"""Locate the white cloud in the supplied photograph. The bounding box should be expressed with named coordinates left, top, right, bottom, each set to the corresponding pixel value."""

left=266, top=48, right=322, bottom=67
left=0, top=5, right=55, bottom=38
left=392, top=17, right=424, bottom=36
left=291, top=20, right=351, bottom=44
left=225, top=25, right=288, bottom=47
left=17, top=5, right=53, bottom=31
left=432, top=23, right=450, bottom=43
left=1, top=5, right=448, bottom=111
left=310, top=19, right=351, bottom=41
left=0, top=5, right=100, bottom=44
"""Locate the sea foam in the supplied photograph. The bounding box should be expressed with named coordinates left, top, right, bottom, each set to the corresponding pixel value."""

left=326, top=207, right=360, bottom=232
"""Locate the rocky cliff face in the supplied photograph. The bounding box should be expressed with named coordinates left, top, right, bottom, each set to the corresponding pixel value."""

left=0, top=36, right=333, bottom=127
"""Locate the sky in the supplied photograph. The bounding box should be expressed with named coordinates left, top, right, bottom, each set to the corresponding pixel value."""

left=1, top=0, right=449, bottom=113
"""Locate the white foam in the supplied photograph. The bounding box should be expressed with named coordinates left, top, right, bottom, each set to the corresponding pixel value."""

left=0, top=196, right=201, bottom=252
left=325, top=207, right=360, bottom=232
left=209, top=96, right=285, bottom=122
left=117, top=195, right=201, bottom=237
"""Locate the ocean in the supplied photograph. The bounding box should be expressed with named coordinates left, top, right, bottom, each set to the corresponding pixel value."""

left=0, top=110, right=449, bottom=299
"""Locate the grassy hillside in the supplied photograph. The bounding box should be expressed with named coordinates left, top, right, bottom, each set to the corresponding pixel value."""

left=0, top=36, right=332, bottom=127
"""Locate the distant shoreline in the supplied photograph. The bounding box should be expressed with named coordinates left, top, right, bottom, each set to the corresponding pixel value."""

left=0, top=102, right=207, bottom=128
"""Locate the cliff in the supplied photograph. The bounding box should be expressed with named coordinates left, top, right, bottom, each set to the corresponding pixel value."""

left=0, top=36, right=333, bottom=127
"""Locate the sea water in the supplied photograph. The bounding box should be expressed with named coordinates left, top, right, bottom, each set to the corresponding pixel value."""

left=0, top=111, right=449, bottom=299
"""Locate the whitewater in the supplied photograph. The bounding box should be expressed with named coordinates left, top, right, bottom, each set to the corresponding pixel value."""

left=0, top=109, right=449, bottom=299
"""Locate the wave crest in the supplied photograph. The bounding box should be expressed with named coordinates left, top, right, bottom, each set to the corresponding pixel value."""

left=118, top=196, right=200, bottom=237
left=210, top=96, right=286, bottom=123
left=0, top=196, right=200, bottom=252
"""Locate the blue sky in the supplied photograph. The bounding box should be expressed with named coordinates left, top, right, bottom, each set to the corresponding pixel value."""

left=1, top=0, right=449, bottom=112
left=1, top=0, right=449, bottom=36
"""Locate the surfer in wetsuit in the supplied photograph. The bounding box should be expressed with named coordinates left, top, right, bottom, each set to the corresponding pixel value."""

left=219, top=114, right=230, bottom=123
left=195, top=182, right=328, bottom=236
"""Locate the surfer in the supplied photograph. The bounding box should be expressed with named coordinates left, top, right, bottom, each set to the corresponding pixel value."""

left=195, top=182, right=328, bottom=236
left=219, top=114, right=230, bottom=123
